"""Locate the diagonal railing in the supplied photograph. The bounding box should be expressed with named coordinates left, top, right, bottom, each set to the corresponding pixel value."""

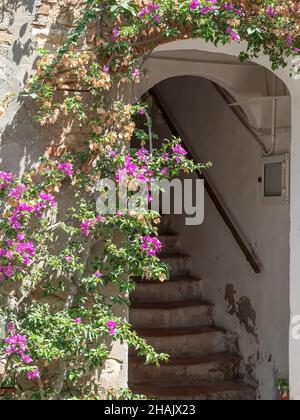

left=150, top=87, right=261, bottom=274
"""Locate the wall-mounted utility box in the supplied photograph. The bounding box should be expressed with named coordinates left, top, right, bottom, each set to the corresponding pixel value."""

left=262, top=154, right=290, bottom=204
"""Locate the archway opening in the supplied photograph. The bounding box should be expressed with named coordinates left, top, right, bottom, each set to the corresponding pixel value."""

left=129, top=49, right=291, bottom=400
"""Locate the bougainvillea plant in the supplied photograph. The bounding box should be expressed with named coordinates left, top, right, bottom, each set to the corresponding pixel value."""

left=0, top=0, right=299, bottom=400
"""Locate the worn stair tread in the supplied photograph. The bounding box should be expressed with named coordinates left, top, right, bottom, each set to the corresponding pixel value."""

left=158, top=233, right=179, bottom=239
left=135, top=325, right=224, bottom=337
left=130, top=352, right=241, bottom=366
left=160, top=254, right=189, bottom=259
left=131, top=382, right=255, bottom=398
left=131, top=300, right=212, bottom=310
left=133, top=276, right=202, bottom=285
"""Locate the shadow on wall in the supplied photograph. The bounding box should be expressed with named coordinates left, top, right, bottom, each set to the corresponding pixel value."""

left=0, top=100, right=47, bottom=174
left=0, top=0, right=88, bottom=173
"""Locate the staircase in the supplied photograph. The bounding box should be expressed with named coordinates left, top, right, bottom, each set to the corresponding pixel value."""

left=129, top=217, right=256, bottom=400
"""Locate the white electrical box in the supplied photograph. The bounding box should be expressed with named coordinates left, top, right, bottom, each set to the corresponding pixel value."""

left=262, top=154, right=290, bottom=204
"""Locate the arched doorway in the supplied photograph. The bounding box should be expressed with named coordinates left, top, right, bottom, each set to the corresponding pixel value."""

left=129, top=44, right=296, bottom=400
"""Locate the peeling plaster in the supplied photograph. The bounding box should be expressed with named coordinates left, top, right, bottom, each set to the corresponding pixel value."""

left=225, top=283, right=258, bottom=342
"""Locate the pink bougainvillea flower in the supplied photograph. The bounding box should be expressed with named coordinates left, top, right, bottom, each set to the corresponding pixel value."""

left=107, top=320, right=118, bottom=336
left=16, top=233, right=25, bottom=242
left=132, top=68, right=141, bottom=79
left=267, top=6, right=277, bottom=17
left=172, top=144, right=188, bottom=156
left=57, top=162, right=74, bottom=177
left=9, top=184, right=26, bottom=200
left=138, top=2, right=160, bottom=18
left=137, top=147, right=149, bottom=163
left=224, top=3, right=235, bottom=11
left=6, top=250, right=13, bottom=260
left=94, top=271, right=103, bottom=278
left=0, top=171, right=14, bottom=190
left=153, top=14, right=161, bottom=24
left=22, top=354, right=33, bottom=364
left=286, top=34, right=295, bottom=47
left=74, top=318, right=82, bottom=325
left=5, top=333, right=27, bottom=355
left=226, top=27, right=240, bottom=41
left=39, top=191, right=57, bottom=207
left=141, top=236, right=162, bottom=257
left=2, top=266, right=14, bottom=278
left=80, top=219, right=92, bottom=237
left=112, top=27, right=120, bottom=39
left=96, top=215, right=106, bottom=223
left=190, top=0, right=200, bottom=10
left=7, top=323, right=15, bottom=332
left=27, top=369, right=40, bottom=381
left=15, top=241, right=35, bottom=261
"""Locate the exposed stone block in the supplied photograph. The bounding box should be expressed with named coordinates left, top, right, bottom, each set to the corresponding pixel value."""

left=0, top=31, right=13, bottom=45
left=37, top=4, right=51, bottom=16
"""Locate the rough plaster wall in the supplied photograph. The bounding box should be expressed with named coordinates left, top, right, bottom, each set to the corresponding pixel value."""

left=153, top=76, right=290, bottom=400
left=0, top=0, right=127, bottom=392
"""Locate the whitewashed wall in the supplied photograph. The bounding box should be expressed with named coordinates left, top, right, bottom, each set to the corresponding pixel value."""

left=151, top=75, right=290, bottom=399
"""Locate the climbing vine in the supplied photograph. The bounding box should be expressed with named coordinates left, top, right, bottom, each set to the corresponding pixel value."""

left=0, top=0, right=299, bottom=400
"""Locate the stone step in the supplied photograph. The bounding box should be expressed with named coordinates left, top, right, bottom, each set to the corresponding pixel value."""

left=158, top=234, right=179, bottom=255
left=159, top=216, right=172, bottom=234
left=132, top=326, right=229, bottom=356
left=160, top=254, right=190, bottom=276
left=129, top=353, right=241, bottom=385
left=130, top=300, right=214, bottom=328
left=131, top=383, right=256, bottom=400
left=132, top=276, right=204, bottom=302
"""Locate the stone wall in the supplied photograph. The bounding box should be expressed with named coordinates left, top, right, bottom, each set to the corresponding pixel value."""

left=0, top=0, right=128, bottom=395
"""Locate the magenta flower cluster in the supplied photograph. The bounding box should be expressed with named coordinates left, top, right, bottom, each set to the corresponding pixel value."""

left=190, top=0, right=218, bottom=14
left=172, top=144, right=188, bottom=163
left=0, top=179, right=58, bottom=282
left=80, top=215, right=106, bottom=237
left=0, top=236, right=36, bottom=282
left=138, top=2, right=161, bottom=24
left=116, top=151, right=155, bottom=184
left=0, top=171, right=14, bottom=190
left=8, top=190, right=57, bottom=231
left=132, top=68, right=141, bottom=79
left=5, top=326, right=40, bottom=381
left=112, top=27, right=120, bottom=39
left=226, top=27, right=240, bottom=42
left=107, top=321, right=118, bottom=336
left=141, top=236, right=162, bottom=257
left=57, top=162, right=74, bottom=177
left=9, top=184, right=27, bottom=200
left=267, top=6, right=277, bottom=17
left=190, top=1, right=241, bottom=15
